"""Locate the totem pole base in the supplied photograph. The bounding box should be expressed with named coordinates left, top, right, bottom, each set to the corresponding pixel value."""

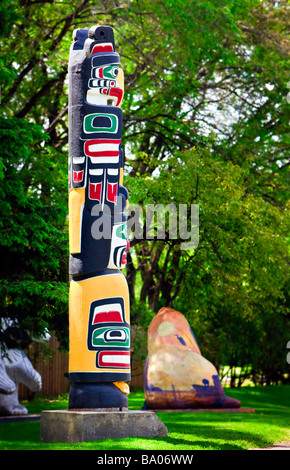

left=68, top=382, right=129, bottom=410
left=40, top=409, right=168, bottom=443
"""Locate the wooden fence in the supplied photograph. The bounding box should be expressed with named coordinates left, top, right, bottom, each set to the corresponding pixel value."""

left=18, top=333, right=144, bottom=399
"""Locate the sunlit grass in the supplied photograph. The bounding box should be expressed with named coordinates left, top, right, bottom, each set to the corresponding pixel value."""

left=0, top=385, right=289, bottom=450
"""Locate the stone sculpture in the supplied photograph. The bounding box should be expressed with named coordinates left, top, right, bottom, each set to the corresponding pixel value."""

left=143, top=307, right=241, bottom=409
left=0, top=355, right=16, bottom=395
left=68, top=25, right=130, bottom=409
left=0, top=319, right=49, bottom=416
left=0, top=348, right=42, bottom=416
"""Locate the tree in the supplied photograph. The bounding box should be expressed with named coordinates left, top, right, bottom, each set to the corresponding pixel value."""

left=125, top=146, right=289, bottom=372
left=0, top=0, right=288, bottom=382
left=0, top=1, right=69, bottom=348
left=119, top=0, right=289, bottom=300
left=119, top=0, right=289, bottom=380
left=0, top=116, right=69, bottom=349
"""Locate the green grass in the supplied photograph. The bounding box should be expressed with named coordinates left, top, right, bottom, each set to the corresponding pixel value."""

left=0, top=385, right=289, bottom=450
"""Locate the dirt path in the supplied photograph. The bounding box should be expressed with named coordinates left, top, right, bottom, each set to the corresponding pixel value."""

left=251, top=441, right=290, bottom=450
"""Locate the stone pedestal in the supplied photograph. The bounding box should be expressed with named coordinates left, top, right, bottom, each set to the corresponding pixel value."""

left=40, top=409, right=168, bottom=443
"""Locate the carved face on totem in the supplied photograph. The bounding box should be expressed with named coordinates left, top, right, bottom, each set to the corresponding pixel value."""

left=86, top=43, right=124, bottom=108
left=87, top=63, right=124, bottom=107
left=87, top=296, right=130, bottom=370
left=108, top=222, right=130, bottom=270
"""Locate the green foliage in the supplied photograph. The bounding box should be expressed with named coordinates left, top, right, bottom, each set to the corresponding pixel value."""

left=0, top=116, right=68, bottom=349
left=0, top=0, right=288, bottom=376
left=125, top=146, right=289, bottom=380
left=119, top=0, right=289, bottom=383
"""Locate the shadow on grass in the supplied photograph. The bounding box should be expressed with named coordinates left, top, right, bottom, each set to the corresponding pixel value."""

left=0, top=385, right=289, bottom=450
left=158, top=422, right=272, bottom=450
left=0, top=415, right=272, bottom=451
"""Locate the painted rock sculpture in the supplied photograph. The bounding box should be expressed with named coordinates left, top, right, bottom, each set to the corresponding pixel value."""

left=143, top=308, right=241, bottom=409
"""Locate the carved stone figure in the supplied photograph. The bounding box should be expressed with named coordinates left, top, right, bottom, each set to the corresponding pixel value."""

left=0, top=348, right=42, bottom=416
left=143, top=307, right=241, bottom=409
left=0, top=354, right=16, bottom=395
left=0, top=320, right=46, bottom=416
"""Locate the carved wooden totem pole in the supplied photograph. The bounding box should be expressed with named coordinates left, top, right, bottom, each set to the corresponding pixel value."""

left=68, top=25, right=130, bottom=409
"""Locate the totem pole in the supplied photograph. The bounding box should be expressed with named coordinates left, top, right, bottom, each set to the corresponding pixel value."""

left=68, top=25, right=130, bottom=409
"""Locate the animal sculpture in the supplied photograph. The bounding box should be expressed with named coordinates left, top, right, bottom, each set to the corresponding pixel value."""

left=143, top=307, right=241, bottom=409
left=0, top=348, right=42, bottom=416
left=0, top=355, right=16, bottom=395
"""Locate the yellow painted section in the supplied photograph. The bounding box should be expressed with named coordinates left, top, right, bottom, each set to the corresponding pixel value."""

left=113, top=381, right=130, bottom=395
left=119, top=167, right=123, bottom=186
left=69, top=188, right=85, bottom=254
left=116, top=67, right=124, bottom=107
left=69, top=272, right=130, bottom=375
left=117, top=68, right=124, bottom=98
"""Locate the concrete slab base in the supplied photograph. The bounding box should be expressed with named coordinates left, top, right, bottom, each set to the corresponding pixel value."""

left=40, top=409, right=168, bottom=443
left=0, top=414, right=40, bottom=423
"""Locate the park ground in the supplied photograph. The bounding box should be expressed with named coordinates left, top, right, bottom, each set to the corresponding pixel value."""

left=0, top=385, right=289, bottom=451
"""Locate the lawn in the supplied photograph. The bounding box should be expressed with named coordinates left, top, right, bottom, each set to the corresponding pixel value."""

left=0, top=385, right=289, bottom=451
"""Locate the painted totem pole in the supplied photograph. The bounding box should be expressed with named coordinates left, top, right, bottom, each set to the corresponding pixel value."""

left=68, top=25, right=130, bottom=409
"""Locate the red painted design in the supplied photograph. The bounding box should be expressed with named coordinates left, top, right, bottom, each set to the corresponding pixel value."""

left=93, top=310, right=123, bottom=324
left=107, top=182, right=118, bottom=204
left=89, top=182, right=102, bottom=201
left=98, top=351, right=130, bottom=368
left=84, top=139, right=121, bottom=158
left=73, top=170, right=84, bottom=182
left=108, top=87, right=123, bottom=106
left=91, top=44, right=114, bottom=54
